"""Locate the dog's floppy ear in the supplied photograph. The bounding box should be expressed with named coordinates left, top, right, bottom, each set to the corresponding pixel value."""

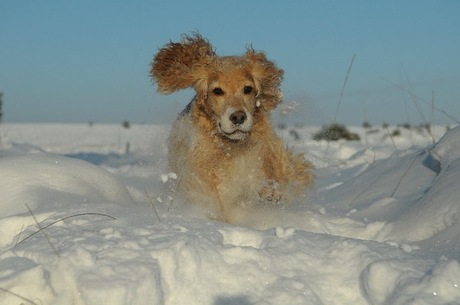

left=151, top=34, right=215, bottom=94
left=246, top=49, right=284, bottom=111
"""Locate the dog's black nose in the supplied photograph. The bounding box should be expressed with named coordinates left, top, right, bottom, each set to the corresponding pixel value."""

left=229, top=110, right=247, bottom=125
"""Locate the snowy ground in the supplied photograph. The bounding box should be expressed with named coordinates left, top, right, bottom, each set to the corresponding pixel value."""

left=0, top=122, right=459, bottom=305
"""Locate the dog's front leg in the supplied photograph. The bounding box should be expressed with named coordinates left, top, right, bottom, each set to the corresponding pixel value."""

left=258, top=179, right=284, bottom=203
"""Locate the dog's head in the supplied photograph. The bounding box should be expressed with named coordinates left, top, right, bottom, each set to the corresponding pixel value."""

left=151, top=34, right=283, bottom=141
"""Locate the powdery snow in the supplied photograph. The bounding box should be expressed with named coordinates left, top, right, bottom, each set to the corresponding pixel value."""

left=0, top=123, right=459, bottom=305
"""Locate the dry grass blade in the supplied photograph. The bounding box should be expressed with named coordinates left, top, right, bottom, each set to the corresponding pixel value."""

left=14, top=223, right=25, bottom=248
left=381, top=77, right=460, bottom=124
left=17, top=212, right=116, bottom=247
left=0, top=286, right=40, bottom=305
left=390, top=153, right=419, bottom=197
left=145, top=190, right=161, bottom=222
left=25, top=203, right=59, bottom=257
left=334, top=54, right=356, bottom=122
left=383, top=122, right=398, bottom=151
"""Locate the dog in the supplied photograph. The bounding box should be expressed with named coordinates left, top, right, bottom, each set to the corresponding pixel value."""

left=151, top=34, right=312, bottom=222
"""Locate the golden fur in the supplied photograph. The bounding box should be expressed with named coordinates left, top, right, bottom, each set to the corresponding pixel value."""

left=151, top=34, right=312, bottom=222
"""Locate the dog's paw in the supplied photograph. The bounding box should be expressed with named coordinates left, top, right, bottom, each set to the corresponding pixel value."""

left=259, top=180, right=283, bottom=203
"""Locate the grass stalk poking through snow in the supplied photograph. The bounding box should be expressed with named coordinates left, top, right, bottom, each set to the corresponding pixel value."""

left=17, top=210, right=116, bottom=249
left=383, top=122, right=398, bottom=151
left=0, top=286, right=40, bottom=305
left=334, top=54, right=356, bottom=123
left=25, top=203, right=60, bottom=258
left=381, top=77, right=460, bottom=125
left=145, top=190, right=162, bottom=223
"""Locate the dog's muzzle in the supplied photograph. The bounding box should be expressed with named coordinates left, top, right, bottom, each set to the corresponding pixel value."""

left=218, top=108, right=253, bottom=141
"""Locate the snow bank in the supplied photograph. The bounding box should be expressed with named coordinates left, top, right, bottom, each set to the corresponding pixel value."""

left=321, top=126, right=460, bottom=255
left=0, top=124, right=459, bottom=304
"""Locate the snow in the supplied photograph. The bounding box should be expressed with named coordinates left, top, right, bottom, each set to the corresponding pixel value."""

left=1, top=123, right=459, bottom=304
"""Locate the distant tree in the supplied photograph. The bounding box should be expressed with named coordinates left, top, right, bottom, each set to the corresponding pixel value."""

left=401, top=123, right=412, bottom=129
left=277, top=123, right=287, bottom=130
left=313, top=123, right=360, bottom=141
left=289, top=129, right=300, bottom=140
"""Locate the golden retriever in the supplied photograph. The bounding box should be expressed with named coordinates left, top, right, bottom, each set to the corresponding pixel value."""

left=151, top=34, right=312, bottom=222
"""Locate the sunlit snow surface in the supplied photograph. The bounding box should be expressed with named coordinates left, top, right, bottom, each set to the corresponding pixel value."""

left=0, top=123, right=459, bottom=305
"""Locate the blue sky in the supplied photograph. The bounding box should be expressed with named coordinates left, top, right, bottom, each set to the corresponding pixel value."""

left=1, top=0, right=459, bottom=125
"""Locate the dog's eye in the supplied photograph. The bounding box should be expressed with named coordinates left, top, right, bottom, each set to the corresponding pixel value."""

left=212, top=87, right=224, bottom=96
left=243, top=86, right=253, bottom=94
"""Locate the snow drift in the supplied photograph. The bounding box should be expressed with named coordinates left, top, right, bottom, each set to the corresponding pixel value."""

left=0, top=123, right=459, bottom=304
